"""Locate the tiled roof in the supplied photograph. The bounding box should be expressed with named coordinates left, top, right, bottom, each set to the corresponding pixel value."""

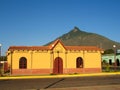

left=65, top=46, right=102, bottom=51
left=8, top=46, right=49, bottom=51
left=8, top=39, right=103, bottom=51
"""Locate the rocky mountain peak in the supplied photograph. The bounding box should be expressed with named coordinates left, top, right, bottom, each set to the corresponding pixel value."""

left=46, top=27, right=120, bottom=50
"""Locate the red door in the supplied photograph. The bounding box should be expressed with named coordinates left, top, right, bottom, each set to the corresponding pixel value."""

left=53, top=57, right=63, bottom=74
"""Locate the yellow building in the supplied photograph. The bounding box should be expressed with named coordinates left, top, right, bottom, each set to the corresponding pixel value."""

left=7, top=39, right=103, bottom=75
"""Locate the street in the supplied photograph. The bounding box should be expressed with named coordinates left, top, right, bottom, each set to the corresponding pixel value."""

left=0, top=75, right=120, bottom=90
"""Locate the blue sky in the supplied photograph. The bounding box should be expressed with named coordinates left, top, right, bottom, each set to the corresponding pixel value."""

left=0, top=0, right=120, bottom=55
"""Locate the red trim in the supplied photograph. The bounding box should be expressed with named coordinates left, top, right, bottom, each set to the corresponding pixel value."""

left=49, top=39, right=67, bottom=50
left=12, top=69, right=52, bottom=75
left=63, top=68, right=101, bottom=74
left=12, top=68, right=101, bottom=75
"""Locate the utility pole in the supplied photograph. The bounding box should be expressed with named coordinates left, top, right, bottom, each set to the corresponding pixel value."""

left=0, top=44, right=2, bottom=57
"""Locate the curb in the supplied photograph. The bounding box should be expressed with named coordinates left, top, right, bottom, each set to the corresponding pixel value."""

left=0, top=72, right=120, bottom=80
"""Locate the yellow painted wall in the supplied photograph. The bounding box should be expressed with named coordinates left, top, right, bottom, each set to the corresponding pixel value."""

left=66, top=50, right=84, bottom=68
left=7, top=51, right=11, bottom=68
left=32, top=50, right=51, bottom=69
left=10, top=50, right=32, bottom=69
left=84, top=51, right=101, bottom=68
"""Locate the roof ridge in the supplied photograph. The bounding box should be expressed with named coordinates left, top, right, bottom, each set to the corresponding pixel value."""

left=8, top=40, right=103, bottom=51
left=49, top=39, right=66, bottom=50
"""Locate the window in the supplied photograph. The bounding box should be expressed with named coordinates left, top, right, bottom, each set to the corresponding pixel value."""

left=76, top=57, right=83, bottom=68
left=109, top=59, right=112, bottom=65
left=116, top=59, right=120, bottom=66
left=19, top=57, right=27, bottom=69
left=102, top=60, right=107, bottom=64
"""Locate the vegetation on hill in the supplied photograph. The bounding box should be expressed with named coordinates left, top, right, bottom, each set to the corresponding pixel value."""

left=46, top=27, right=120, bottom=52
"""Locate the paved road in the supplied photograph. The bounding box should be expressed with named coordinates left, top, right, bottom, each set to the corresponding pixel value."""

left=0, top=75, right=120, bottom=90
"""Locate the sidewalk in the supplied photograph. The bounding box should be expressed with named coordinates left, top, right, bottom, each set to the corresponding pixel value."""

left=0, top=72, right=120, bottom=80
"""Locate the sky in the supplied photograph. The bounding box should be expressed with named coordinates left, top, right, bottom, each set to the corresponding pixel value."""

left=0, top=0, right=120, bottom=55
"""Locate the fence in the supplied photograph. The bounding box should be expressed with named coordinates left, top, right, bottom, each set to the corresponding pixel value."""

left=102, top=63, right=120, bottom=72
left=0, top=61, right=9, bottom=76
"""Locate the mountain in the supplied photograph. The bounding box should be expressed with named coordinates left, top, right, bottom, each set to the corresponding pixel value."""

left=46, top=27, right=120, bottom=50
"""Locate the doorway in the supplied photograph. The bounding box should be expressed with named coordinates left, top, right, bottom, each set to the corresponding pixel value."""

left=53, top=57, right=63, bottom=74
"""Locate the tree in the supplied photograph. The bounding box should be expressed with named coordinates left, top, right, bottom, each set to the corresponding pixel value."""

left=103, top=49, right=114, bottom=54
left=0, top=56, right=7, bottom=61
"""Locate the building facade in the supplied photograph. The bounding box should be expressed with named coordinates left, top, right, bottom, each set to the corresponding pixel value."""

left=7, top=39, right=103, bottom=75
left=102, top=54, right=120, bottom=66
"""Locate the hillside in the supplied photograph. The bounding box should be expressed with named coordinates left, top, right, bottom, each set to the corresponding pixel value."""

left=46, top=27, right=120, bottom=50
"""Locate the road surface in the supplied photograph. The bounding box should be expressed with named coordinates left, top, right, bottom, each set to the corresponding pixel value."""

left=0, top=75, right=120, bottom=90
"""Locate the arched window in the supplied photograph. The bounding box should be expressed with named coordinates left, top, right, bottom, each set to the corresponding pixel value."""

left=102, top=60, right=107, bottom=64
left=19, top=57, right=27, bottom=69
left=109, top=59, right=112, bottom=65
left=116, top=59, right=120, bottom=66
left=76, top=57, right=83, bottom=68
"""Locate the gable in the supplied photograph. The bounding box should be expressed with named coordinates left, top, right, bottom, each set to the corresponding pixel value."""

left=49, top=39, right=66, bottom=51
left=53, top=42, right=66, bottom=52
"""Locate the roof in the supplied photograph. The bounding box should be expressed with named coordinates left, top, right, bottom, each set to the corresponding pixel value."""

left=8, top=46, right=49, bottom=51
left=8, top=39, right=103, bottom=51
left=65, top=46, right=102, bottom=51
